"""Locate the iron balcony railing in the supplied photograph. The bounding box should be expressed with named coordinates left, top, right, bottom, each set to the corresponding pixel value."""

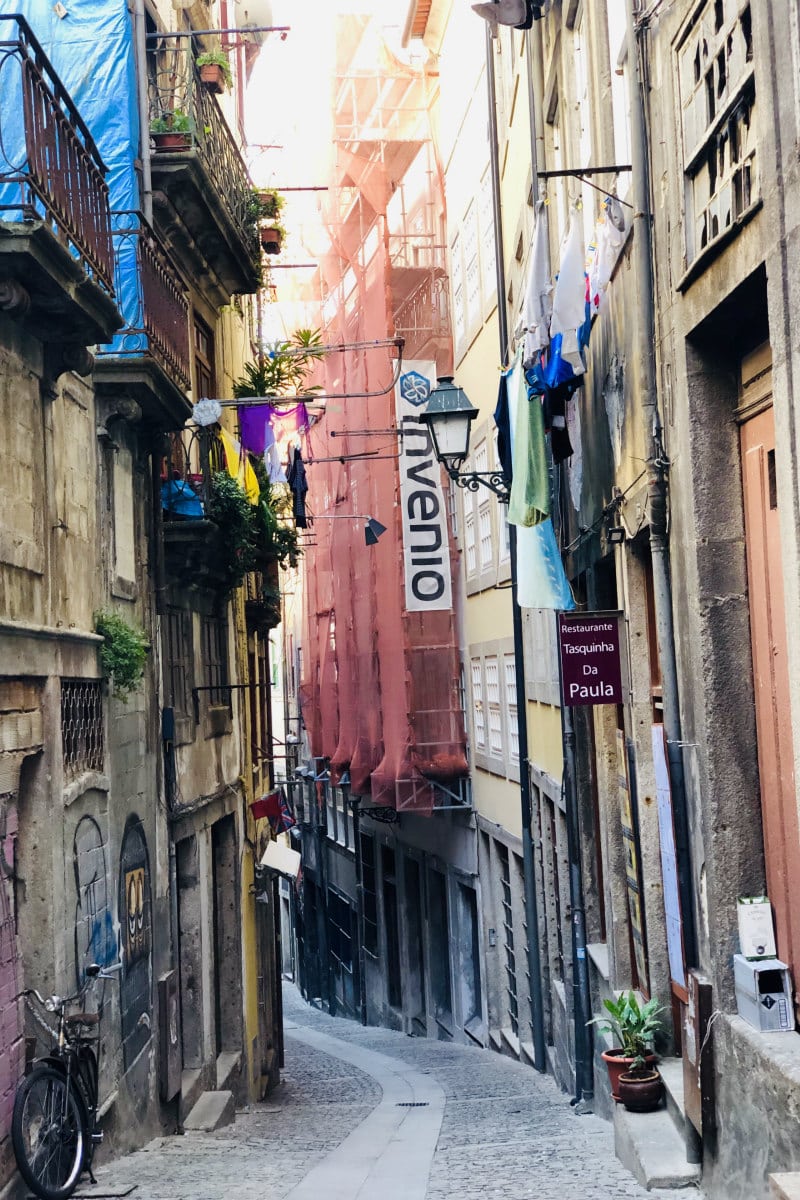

left=148, top=43, right=258, bottom=264
left=394, top=270, right=451, bottom=346
left=161, top=425, right=224, bottom=521
left=97, top=211, right=191, bottom=393
left=0, top=14, right=114, bottom=293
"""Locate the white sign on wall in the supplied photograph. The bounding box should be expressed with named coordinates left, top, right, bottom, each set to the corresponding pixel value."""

left=395, top=361, right=453, bottom=613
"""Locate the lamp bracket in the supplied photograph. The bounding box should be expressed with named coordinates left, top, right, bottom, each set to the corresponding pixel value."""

left=447, top=469, right=510, bottom=502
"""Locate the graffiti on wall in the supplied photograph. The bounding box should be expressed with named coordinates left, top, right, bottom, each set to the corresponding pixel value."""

left=73, top=815, right=117, bottom=986
left=0, top=795, right=23, bottom=1173
left=118, top=815, right=152, bottom=1074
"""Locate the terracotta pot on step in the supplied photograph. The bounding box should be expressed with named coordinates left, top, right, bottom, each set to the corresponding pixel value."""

left=617, top=1067, right=664, bottom=1113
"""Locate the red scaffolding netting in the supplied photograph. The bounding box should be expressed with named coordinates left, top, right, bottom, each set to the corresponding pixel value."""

left=290, top=10, right=466, bottom=813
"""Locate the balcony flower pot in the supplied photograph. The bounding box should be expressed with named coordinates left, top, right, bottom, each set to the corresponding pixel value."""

left=152, top=130, right=190, bottom=151
left=199, top=62, right=226, bottom=93
left=601, top=1049, right=658, bottom=1103
left=260, top=226, right=283, bottom=254
left=617, top=1067, right=664, bottom=1113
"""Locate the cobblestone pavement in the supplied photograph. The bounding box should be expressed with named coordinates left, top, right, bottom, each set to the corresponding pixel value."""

left=91, top=984, right=704, bottom=1200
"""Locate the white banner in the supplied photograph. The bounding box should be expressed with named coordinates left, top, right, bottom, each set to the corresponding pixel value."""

left=395, top=361, right=453, bottom=612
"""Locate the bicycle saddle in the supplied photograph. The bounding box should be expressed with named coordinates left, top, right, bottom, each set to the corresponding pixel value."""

left=65, top=1012, right=100, bottom=1027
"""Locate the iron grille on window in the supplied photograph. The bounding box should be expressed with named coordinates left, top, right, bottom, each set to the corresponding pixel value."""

left=202, top=616, right=229, bottom=707
left=164, top=608, right=193, bottom=718
left=360, top=831, right=379, bottom=957
left=61, top=680, right=104, bottom=780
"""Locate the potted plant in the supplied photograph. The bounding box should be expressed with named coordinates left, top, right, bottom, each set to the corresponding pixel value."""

left=589, top=991, right=665, bottom=1104
left=616, top=1060, right=665, bottom=1113
left=150, top=109, right=191, bottom=151
left=196, top=49, right=232, bottom=94
left=256, top=188, right=286, bottom=254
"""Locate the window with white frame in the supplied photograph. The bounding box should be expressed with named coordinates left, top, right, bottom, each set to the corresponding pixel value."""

left=464, top=508, right=477, bottom=575
left=451, top=230, right=466, bottom=346
left=463, top=200, right=481, bottom=331
left=471, top=659, right=485, bottom=750
left=478, top=169, right=497, bottom=304
left=485, top=657, right=503, bottom=755
left=475, top=443, right=493, bottom=571
left=504, top=653, right=519, bottom=762
left=606, top=0, right=633, bottom=199
left=676, top=2, right=757, bottom=267
left=451, top=171, right=498, bottom=355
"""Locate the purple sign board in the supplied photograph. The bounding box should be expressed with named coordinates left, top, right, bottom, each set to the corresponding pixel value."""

left=558, top=612, right=624, bottom=706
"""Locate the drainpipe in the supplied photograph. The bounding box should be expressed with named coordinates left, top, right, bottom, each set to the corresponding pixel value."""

left=524, top=17, right=593, bottom=1103
left=626, top=2, right=697, bottom=968
left=133, top=0, right=153, bottom=223
left=626, top=0, right=700, bottom=1157
left=485, top=23, right=547, bottom=1073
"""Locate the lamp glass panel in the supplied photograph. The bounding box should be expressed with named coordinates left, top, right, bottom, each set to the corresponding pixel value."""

left=429, top=410, right=474, bottom=464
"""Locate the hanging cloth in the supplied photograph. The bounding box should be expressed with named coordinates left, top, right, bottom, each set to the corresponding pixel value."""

left=493, top=372, right=514, bottom=483
left=516, top=519, right=576, bottom=611
left=286, top=446, right=309, bottom=528
left=219, top=426, right=260, bottom=504
left=508, top=360, right=549, bottom=527
left=550, top=208, right=587, bottom=376
left=522, top=201, right=552, bottom=369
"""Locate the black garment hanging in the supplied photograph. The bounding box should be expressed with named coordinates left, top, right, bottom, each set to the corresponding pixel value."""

left=286, top=447, right=308, bottom=528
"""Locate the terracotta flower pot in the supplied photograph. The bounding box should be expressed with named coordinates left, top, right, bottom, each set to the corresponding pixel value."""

left=617, top=1068, right=664, bottom=1113
left=152, top=131, right=190, bottom=151
left=199, top=63, right=226, bottom=93
left=260, top=226, right=282, bottom=254
left=601, top=1049, right=657, bottom=1102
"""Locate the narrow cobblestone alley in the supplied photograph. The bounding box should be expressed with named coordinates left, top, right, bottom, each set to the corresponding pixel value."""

left=89, top=985, right=702, bottom=1200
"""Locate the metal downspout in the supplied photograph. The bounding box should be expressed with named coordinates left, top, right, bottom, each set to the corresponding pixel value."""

left=524, top=17, right=594, bottom=1104
left=626, top=2, right=698, bottom=977
left=485, top=23, right=547, bottom=1073
left=627, top=18, right=701, bottom=1167
left=133, top=0, right=153, bottom=223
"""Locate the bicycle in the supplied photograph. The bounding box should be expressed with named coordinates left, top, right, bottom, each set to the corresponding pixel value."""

left=12, top=961, right=122, bottom=1200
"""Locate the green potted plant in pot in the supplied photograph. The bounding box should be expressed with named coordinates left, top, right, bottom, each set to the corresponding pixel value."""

left=589, top=991, right=665, bottom=1109
left=256, top=188, right=286, bottom=254
left=196, top=48, right=232, bottom=94
left=150, top=108, right=191, bottom=151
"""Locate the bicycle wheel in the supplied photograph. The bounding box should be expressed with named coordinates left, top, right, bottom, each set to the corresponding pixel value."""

left=12, top=1065, right=86, bottom=1200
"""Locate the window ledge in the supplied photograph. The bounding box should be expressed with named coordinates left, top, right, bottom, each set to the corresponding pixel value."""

left=587, top=941, right=610, bottom=981
left=676, top=197, right=762, bottom=293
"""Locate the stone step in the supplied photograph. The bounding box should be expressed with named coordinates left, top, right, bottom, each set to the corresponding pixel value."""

left=659, top=1057, right=688, bottom=1140
left=183, top=1090, right=236, bottom=1133
left=771, top=1173, right=800, bottom=1200
left=614, top=1103, right=701, bottom=1191
left=216, top=1050, right=241, bottom=1092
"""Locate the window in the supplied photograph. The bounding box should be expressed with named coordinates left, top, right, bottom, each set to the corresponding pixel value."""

left=464, top=509, right=477, bottom=575
left=382, top=846, right=402, bottom=1008
left=202, top=616, right=229, bottom=707
left=360, top=832, right=378, bottom=957
left=504, top=654, right=519, bottom=763
left=164, top=608, right=193, bottom=720
left=485, top=657, right=503, bottom=756
left=471, top=659, right=485, bottom=750
left=677, top=2, right=757, bottom=267
left=327, top=889, right=354, bottom=973
left=428, top=868, right=452, bottom=1023
left=61, top=680, right=104, bottom=780
left=450, top=176, right=499, bottom=354
left=194, top=315, right=216, bottom=399
left=498, top=844, right=518, bottom=1036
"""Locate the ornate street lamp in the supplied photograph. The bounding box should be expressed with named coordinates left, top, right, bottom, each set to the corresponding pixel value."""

left=420, top=377, right=510, bottom=501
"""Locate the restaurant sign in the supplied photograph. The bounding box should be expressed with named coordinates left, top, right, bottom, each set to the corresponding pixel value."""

left=557, top=612, right=624, bottom=706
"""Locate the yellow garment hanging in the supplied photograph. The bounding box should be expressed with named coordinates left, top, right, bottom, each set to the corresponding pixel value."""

left=219, top=426, right=260, bottom=504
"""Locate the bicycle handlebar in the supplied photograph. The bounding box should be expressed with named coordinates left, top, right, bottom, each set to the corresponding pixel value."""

left=22, top=962, right=123, bottom=1013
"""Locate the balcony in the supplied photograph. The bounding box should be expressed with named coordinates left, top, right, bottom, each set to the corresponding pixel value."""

left=161, top=427, right=230, bottom=594
left=95, top=211, right=192, bottom=431
left=148, top=45, right=260, bottom=298
left=0, top=15, right=119, bottom=344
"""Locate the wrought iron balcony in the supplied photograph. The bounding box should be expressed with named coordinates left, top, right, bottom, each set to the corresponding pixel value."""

left=393, top=268, right=451, bottom=360
left=148, top=42, right=260, bottom=297
left=0, top=15, right=118, bottom=342
left=95, top=211, right=192, bottom=430
left=160, top=427, right=231, bottom=592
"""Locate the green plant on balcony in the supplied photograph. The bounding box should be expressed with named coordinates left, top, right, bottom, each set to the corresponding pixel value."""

left=232, top=328, right=324, bottom=399
left=252, top=472, right=301, bottom=570
left=94, top=610, right=149, bottom=700
left=196, top=48, right=232, bottom=91
left=206, top=471, right=257, bottom=594
left=150, top=108, right=191, bottom=134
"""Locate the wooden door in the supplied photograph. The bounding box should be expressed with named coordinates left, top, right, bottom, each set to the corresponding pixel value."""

left=740, top=373, right=800, bottom=1001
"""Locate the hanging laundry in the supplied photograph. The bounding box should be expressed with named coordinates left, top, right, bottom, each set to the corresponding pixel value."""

left=550, top=208, right=588, bottom=376
left=286, top=446, right=309, bottom=528
left=219, top=426, right=260, bottom=504
left=493, top=372, right=514, bottom=483
left=508, top=360, right=549, bottom=527
left=588, top=196, right=627, bottom=313
left=238, top=403, right=272, bottom=457
left=522, top=201, right=552, bottom=369
left=516, top=519, right=576, bottom=611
